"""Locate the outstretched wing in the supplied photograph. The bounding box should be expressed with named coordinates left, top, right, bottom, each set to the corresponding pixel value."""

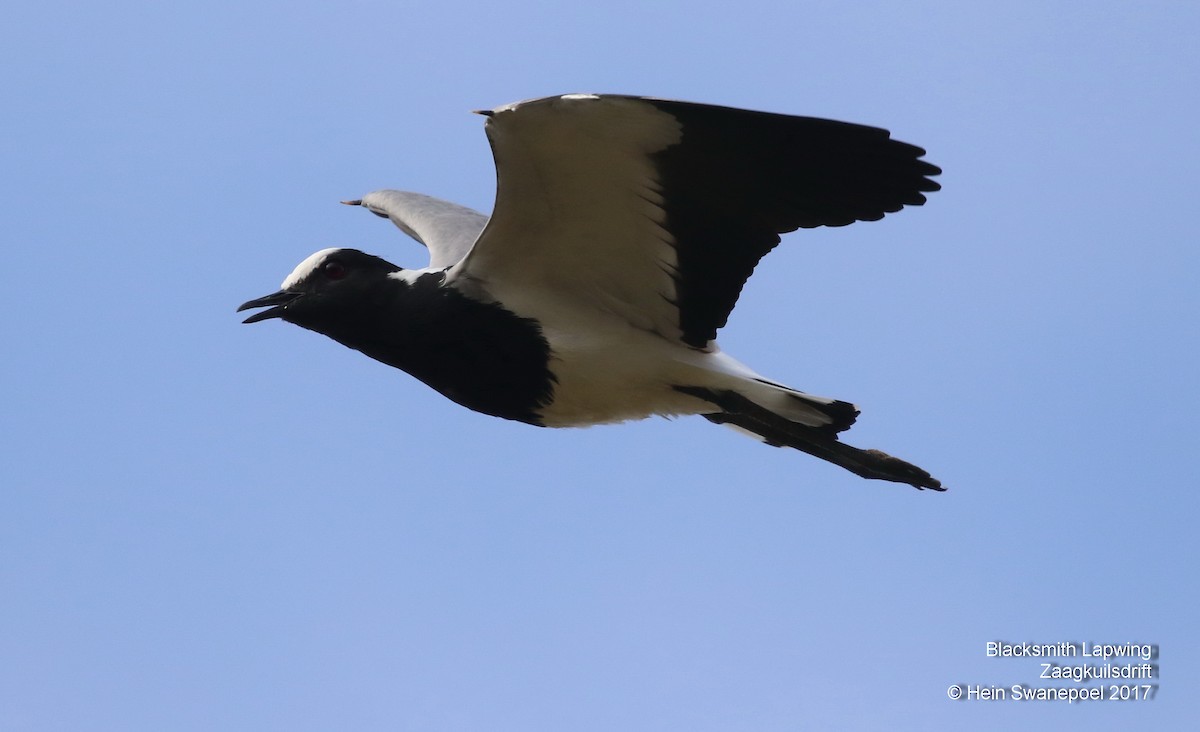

left=450, top=94, right=940, bottom=347
left=344, top=190, right=488, bottom=269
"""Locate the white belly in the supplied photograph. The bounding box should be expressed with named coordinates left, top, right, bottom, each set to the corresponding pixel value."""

left=530, top=307, right=736, bottom=427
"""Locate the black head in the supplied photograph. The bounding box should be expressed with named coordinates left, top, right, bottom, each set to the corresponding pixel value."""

left=237, top=248, right=402, bottom=334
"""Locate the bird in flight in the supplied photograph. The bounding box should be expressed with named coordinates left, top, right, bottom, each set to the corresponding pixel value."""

left=239, top=94, right=945, bottom=490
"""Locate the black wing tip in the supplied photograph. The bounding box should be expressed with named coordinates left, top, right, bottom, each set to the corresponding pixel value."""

left=916, top=160, right=943, bottom=179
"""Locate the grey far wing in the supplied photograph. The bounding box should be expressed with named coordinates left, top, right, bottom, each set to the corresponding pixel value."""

left=450, top=94, right=940, bottom=348
left=343, top=190, right=489, bottom=269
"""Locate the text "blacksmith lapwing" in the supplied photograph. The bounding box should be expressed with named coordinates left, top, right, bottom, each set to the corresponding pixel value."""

left=239, top=94, right=945, bottom=490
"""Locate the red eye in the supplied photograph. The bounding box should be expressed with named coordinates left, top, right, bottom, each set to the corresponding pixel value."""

left=322, top=260, right=347, bottom=280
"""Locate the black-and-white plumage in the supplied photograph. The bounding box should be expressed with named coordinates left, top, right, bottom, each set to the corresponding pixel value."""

left=239, top=94, right=945, bottom=490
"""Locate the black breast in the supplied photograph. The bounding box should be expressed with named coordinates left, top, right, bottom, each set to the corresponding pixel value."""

left=335, top=273, right=557, bottom=425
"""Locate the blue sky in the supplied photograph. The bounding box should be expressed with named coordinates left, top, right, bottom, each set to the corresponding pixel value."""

left=3, top=1, right=1196, bottom=730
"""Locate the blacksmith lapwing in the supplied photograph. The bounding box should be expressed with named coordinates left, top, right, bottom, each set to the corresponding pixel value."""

left=239, top=94, right=945, bottom=490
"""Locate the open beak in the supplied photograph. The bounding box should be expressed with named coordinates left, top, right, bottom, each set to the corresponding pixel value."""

left=237, top=290, right=302, bottom=324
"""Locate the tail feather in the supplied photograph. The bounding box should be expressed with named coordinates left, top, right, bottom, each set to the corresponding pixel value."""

left=782, top=390, right=860, bottom=437
left=743, top=377, right=860, bottom=436
left=675, top=386, right=944, bottom=491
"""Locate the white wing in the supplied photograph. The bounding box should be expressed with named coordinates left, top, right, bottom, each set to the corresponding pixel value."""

left=450, top=94, right=940, bottom=348
left=345, top=190, right=488, bottom=269
left=449, top=95, right=688, bottom=341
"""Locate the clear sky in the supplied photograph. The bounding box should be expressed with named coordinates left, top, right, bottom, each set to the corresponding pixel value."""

left=3, top=1, right=1196, bottom=730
